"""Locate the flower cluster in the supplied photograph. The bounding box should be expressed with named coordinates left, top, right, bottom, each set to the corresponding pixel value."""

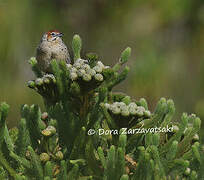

left=27, top=74, right=56, bottom=88
left=104, top=102, right=151, bottom=117
left=67, top=59, right=109, bottom=82
left=39, top=115, right=64, bottom=163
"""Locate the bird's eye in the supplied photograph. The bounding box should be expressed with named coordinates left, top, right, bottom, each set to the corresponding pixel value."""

left=51, top=32, right=55, bottom=36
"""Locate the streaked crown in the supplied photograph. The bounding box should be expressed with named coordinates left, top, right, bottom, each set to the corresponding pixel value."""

left=43, top=30, right=63, bottom=42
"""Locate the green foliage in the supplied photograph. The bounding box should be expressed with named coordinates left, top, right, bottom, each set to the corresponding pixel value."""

left=0, top=35, right=203, bottom=179
left=72, top=34, right=82, bottom=62
left=120, top=47, right=131, bottom=65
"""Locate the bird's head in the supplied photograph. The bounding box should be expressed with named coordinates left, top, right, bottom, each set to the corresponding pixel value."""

left=41, top=30, right=63, bottom=43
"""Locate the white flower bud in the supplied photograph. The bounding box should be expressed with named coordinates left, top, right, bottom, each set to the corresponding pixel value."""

left=94, top=74, right=104, bottom=81
left=77, top=69, right=86, bottom=77
left=136, top=107, right=144, bottom=116
left=66, top=64, right=72, bottom=69
left=74, top=62, right=81, bottom=69
left=97, top=61, right=105, bottom=68
left=70, top=72, right=78, bottom=80
left=113, top=102, right=120, bottom=107
left=119, top=102, right=126, bottom=106
left=44, top=74, right=56, bottom=83
left=144, top=110, right=151, bottom=117
left=44, top=74, right=54, bottom=79
left=41, top=126, right=56, bottom=136
left=137, top=106, right=145, bottom=112
left=185, top=168, right=191, bottom=175
left=118, top=102, right=126, bottom=109
left=70, top=67, right=77, bottom=73
left=128, top=102, right=137, bottom=109
left=93, top=65, right=103, bottom=73
left=193, top=134, right=199, bottom=141
left=75, top=58, right=84, bottom=64
left=172, top=125, right=179, bottom=133
left=121, top=109, right=130, bottom=116
left=86, top=69, right=96, bottom=76
left=104, top=66, right=110, bottom=69
left=82, top=74, right=92, bottom=81
left=104, top=103, right=110, bottom=109
left=129, top=107, right=137, bottom=115
left=82, top=64, right=91, bottom=71
left=35, top=78, right=43, bottom=86
left=55, top=151, right=64, bottom=160
left=46, top=126, right=56, bottom=134
left=108, top=104, right=114, bottom=110
left=120, top=105, right=128, bottom=111
left=112, top=106, right=121, bottom=115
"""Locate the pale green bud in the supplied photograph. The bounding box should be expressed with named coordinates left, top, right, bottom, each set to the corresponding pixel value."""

left=35, top=78, right=43, bottom=86
left=184, top=168, right=191, bottom=175
left=136, top=107, right=144, bottom=116
left=77, top=69, right=86, bottom=77
left=111, top=105, right=121, bottom=114
left=83, top=73, right=92, bottom=81
left=82, top=64, right=91, bottom=71
left=40, top=153, right=50, bottom=162
left=104, top=103, right=110, bottom=109
left=44, top=74, right=55, bottom=80
left=113, top=102, right=120, bottom=107
left=47, top=126, right=56, bottom=133
left=193, top=134, right=199, bottom=141
left=76, top=58, right=88, bottom=64
left=43, top=77, right=50, bottom=84
left=137, top=106, right=145, bottom=112
left=120, top=47, right=131, bottom=64
left=70, top=67, right=77, bottom=73
left=109, top=104, right=114, bottom=111
left=97, top=61, right=105, bottom=68
left=129, top=107, right=137, bottom=115
left=118, top=102, right=126, bottom=109
left=128, top=102, right=137, bottom=109
left=41, top=112, right=48, bottom=120
left=144, top=110, right=151, bottom=117
left=121, top=109, right=130, bottom=116
left=27, top=81, right=35, bottom=88
left=94, top=73, right=104, bottom=81
left=66, top=64, right=72, bottom=69
left=120, top=105, right=129, bottom=116
left=104, top=66, right=110, bottom=69
left=72, top=34, right=82, bottom=60
left=74, top=62, right=82, bottom=69
left=42, top=126, right=56, bottom=136
left=93, top=65, right=103, bottom=73
left=86, top=69, right=96, bottom=76
left=55, top=151, right=63, bottom=160
left=41, top=130, right=51, bottom=136
left=29, top=57, right=37, bottom=64
left=75, top=59, right=82, bottom=64
left=172, top=125, right=179, bottom=133
left=70, top=72, right=78, bottom=80
left=44, top=74, right=56, bottom=83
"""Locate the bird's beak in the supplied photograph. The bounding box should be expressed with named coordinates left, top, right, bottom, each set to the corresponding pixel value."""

left=57, top=32, right=63, bottom=37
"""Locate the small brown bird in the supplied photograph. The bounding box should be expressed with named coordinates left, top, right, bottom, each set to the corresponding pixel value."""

left=36, top=30, right=70, bottom=73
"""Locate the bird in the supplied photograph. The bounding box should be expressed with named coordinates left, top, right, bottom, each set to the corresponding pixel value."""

left=36, top=30, right=70, bottom=73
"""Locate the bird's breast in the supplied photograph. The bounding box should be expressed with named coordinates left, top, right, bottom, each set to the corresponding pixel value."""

left=51, top=44, right=68, bottom=61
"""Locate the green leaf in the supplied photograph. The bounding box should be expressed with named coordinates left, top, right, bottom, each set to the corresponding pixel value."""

left=72, top=34, right=82, bottom=61
left=119, top=47, right=131, bottom=65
